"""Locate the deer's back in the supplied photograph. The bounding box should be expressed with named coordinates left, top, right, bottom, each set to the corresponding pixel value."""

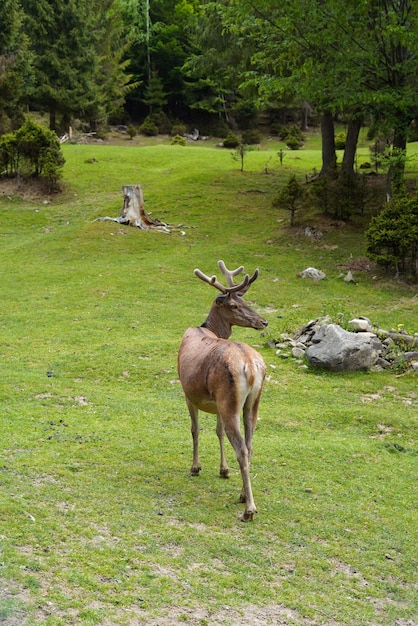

left=178, top=327, right=266, bottom=414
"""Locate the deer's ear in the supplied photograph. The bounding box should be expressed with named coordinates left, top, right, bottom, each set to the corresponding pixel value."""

left=215, top=293, right=230, bottom=306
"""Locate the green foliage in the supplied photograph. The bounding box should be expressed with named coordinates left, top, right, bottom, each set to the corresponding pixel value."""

left=278, top=124, right=304, bottom=150
left=143, top=71, right=168, bottom=113
left=0, top=132, right=18, bottom=175
left=171, top=133, right=186, bottom=146
left=150, top=111, right=172, bottom=134
left=310, top=169, right=366, bottom=220
left=272, top=173, right=306, bottom=225
left=0, top=119, right=65, bottom=187
left=127, top=123, right=136, bottom=140
left=241, top=128, right=262, bottom=145
left=335, top=131, right=346, bottom=150
left=222, top=131, right=240, bottom=148
left=139, top=115, right=159, bottom=136
left=231, top=142, right=249, bottom=171
left=171, top=122, right=187, bottom=136
left=366, top=194, right=418, bottom=279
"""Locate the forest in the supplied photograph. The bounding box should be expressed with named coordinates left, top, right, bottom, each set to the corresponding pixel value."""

left=1, top=0, right=417, bottom=157
left=1, top=0, right=418, bottom=276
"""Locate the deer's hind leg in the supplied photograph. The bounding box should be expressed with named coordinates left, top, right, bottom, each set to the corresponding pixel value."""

left=216, top=414, right=230, bottom=478
left=223, top=415, right=257, bottom=522
left=186, top=399, right=201, bottom=476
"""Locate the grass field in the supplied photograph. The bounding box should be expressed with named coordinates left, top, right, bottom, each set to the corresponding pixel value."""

left=0, top=135, right=417, bottom=625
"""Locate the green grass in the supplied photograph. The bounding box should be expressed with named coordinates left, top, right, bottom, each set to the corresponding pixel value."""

left=0, top=138, right=417, bottom=625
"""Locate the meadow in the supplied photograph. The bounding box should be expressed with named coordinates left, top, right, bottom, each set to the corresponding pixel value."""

left=0, top=132, right=417, bottom=625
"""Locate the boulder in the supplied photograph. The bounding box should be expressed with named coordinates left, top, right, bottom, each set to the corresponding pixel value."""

left=298, top=267, right=326, bottom=281
left=306, top=324, right=383, bottom=371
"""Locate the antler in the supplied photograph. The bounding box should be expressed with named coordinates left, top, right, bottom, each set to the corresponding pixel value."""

left=218, top=260, right=259, bottom=295
left=217, top=260, right=244, bottom=287
left=194, top=267, right=249, bottom=294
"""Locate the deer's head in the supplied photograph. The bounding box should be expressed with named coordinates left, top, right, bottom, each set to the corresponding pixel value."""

left=195, top=260, right=268, bottom=335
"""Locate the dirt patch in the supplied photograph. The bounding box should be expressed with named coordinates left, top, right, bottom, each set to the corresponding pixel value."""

left=0, top=177, right=52, bottom=201
left=337, top=256, right=377, bottom=273
left=122, top=604, right=319, bottom=626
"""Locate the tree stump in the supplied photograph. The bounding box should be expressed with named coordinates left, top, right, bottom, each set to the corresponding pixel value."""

left=97, top=185, right=173, bottom=232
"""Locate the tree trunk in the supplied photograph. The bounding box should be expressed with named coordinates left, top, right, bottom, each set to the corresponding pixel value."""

left=387, top=116, right=410, bottom=199
left=120, top=185, right=168, bottom=229
left=97, top=185, right=174, bottom=232
left=342, top=117, right=362, bottom=175
left=320, top=111, right=336, bottom=177
left=49, top=106, right=56, bottom=131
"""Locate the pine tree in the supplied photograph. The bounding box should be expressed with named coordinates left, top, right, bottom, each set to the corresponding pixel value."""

left=0, top=0, right=30, bottom=132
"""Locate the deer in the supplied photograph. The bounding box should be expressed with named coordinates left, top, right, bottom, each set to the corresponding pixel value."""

left=177, top=260, right=268, bottom=521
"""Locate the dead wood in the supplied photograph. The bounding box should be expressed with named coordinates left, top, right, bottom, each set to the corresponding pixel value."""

left=97, top=185, right=182, bottom=233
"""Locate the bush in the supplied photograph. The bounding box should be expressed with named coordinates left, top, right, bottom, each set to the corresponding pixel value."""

left=127, top=124, right=137, bottom=140
left=310, top=169, right=366, bottom=220
left=139, top=117, right=158, bottom=136
left=0, top=133, right=18, bottom=175
left=241, top=129, right=262, bottom=145
left=335, top=131, right=346, bottom=150
left=208, top=119, right=229, bottom=138
left=285, top=135, right=302, bottom=150
left=0, top=119, right=65, bottom=189
left=171, top=134, right=186, bottom=146
left=278, top=124, right=304, bottom=150
left=366, top=194, right=418, bottom=279
left=222, top=131, right=240, bottom=148
left=150, top=111, right=172, bottom=134
left=171, top=122, right=187, bottom=137
left=270, top=122, right=284, bottom=137
left=272, top=174, right=306, bottom=226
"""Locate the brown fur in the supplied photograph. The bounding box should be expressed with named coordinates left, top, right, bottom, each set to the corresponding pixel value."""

left=177, top=263, right=267, bottom=521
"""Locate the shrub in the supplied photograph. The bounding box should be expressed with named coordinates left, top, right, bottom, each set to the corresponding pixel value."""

left=280, top=125, right=304, bottom=150
left=208, top=119, right=229, bottom=138
left=335, top=131, right=346, bottom=150
left=270, top=122, right=284, bottom=137
left=139, top=116, right=158, bottom=136
left=241, top=129, right=262, bottom=145
left=171, top=134, right=186, bottom=146
left=285, top=135, right=302, bottom=150
left=310, top=169, right=366, bottom=220
left=127, top=124, right=137, bottom=140
left=146, top=111, right=172, bottom=135
left=0, top=133, right=18, bottom=175
left=222, top=131, right=240, bottom=148
left=171, top=122, right=187, bottom=137
left=272, top=174, right=306, bottom=226
left=366, top=194, right=418, bottom=279
left=0, top=119, right=65, bottom=188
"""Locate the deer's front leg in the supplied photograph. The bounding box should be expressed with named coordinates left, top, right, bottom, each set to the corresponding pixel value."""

left=187, top=400, right=201, bottom=476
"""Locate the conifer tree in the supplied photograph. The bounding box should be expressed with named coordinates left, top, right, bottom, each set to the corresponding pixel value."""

left=0, top=0, right=30, bottom=132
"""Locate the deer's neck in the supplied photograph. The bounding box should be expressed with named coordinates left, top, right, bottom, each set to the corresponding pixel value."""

left=201, top=308, right=232, bottom=339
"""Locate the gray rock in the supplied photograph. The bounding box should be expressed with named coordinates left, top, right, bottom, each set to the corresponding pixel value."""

left=305, top=324, right=383, bottom=371
left=347, top=317, right=373, bottom=332
left=291, top=347, right=306, bottom=358
left=298, top=267, right=326, bottom=281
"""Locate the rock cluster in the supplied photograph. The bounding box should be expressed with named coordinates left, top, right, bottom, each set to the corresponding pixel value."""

left=272, top=316, right=418, bottom=372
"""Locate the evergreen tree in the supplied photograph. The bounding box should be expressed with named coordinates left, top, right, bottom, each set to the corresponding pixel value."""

left=21, top=0, right=136, bottom=131
left=0, top=0, right=30, bottom=133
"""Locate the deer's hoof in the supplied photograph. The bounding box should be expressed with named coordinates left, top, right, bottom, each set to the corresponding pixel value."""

left=240, top=509, right=256, bottom=522
left=219, top=468, right=230, bottom=479
left=190, top=466, right=201, bottom=476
